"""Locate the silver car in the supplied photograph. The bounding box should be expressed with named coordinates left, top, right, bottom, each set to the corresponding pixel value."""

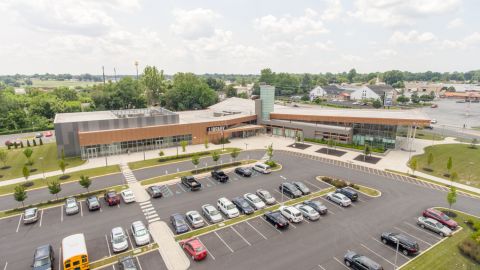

left=295, top=204, right=320, bottom=221
left=417, top=217, right=452, bottom=237
left=326, top=192, right=351, bottom=207
left=201, top=204, right=223, bottom=223
left=186, top=210, right=205, bottom=228
left=111, top=227, right=129, bottom=252
left=23, top=207, right=39, bottom=224
left=256, top=189, right=276, bottom=205
left=65, top=197, right=79, bottom=215
left=131, top=221, right=150, bottom=246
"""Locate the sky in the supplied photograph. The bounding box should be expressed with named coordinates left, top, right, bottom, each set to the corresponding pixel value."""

left=0, top=0, right=479, bottom=75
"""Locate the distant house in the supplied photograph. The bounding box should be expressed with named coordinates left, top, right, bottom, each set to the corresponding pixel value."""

left=234, top=83, right=254, bottom=96
left=14, top=88, right=26, bottom=95
left=309, top=85, right=348, bottom=100
left=350, top=85, right=397, bottom=105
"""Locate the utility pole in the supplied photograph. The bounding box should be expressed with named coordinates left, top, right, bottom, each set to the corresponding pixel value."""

left=102, top=66, right=106, bottom=85
left=114, top=67, right=117, bottom=82
left=134, top=61, right=139, bottom=80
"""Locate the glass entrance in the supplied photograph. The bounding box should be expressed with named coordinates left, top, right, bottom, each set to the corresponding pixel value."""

left=86, top=148, right=97, bottom=159
left=155, top=139, right=163, bottom=149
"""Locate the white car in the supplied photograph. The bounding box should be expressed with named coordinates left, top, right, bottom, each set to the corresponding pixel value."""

left=131, top=221, right=150, bottom=246
left=110, top=227, right=128, bottom=253
left=65, top=197, right=79, bottom=215
left=279, top=206, right=303, bottom=223
left=120, top=189, right=136, bottom=203
left=217, top=197, right=239, bottom=219
left=252, top=163, right=271, bottom=174
left=186, top=210, right=205, bottom=228
left=201, top=204, right=223, bottom=223
left=326, top=192, right=351, bottom=207
left=295, top=204, right=320, bottom=221
left=243, top=193, right=266, bottom=210
left=256, top=189, right=276, bottom=205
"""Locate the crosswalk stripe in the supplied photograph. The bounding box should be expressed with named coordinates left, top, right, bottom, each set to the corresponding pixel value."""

left=139, top=201, right=151, bottom=206
left=141, top=206, right=154, bottom=211
left=148, top=217, right=161, bottom=223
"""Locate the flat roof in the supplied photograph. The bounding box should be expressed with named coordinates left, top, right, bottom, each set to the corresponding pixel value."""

left=178, top=97, right=256, bottom=124
left=54, top=111, right=117, bottom=123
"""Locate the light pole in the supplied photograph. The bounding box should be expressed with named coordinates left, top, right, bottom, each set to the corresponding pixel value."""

left=39, top=157, right=45, bottom=179
left=245, top=143, right=248, bottom=151
left=280, top=175, right=286, bottom=205
left=134, top=61, right=139, bottom=80
left=394, top=239, right=399, bottom=269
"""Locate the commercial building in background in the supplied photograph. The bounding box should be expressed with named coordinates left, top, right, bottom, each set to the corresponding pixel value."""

left=55, top=84, right=430, bottom=158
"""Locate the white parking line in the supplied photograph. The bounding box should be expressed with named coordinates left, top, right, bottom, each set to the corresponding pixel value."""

left=231, top=226, right=251, bottom=246
left=370, top=237, right=410, bottom=261
left=60, top=205, right=64, bottom=222
left=333, top=257, right=350, bottom=270
left=80, top=202, right=83, bottom=217
left=393, top=227, right=433, bottom=246
left=317, top=264, right=326, bottom=270
left=214, top=231, right=234, bottom=253
left=289, top=222, right=297, bottom=229
left=197, top=237, right=216, bottom=260
left=126, top=227, right=134, bottom=248
left=319, top=197, right=345, bottom=210
left=136, top=256, right=143, bottom=270
left=303, top=217, right=310, bottom=224
left=176, top=183, right=187, bottom=192
left=39, top=209, right=44, bottom=227
left=402, top=222, right=442, bottom=240
left=360, top=244, right=395, bottom=267
left=58, top=248, right=62, bottom=270
left=117, top=204, right=121, bottom=208
left=105, top=234, right=112, bottom=256
left=15, top=214, right=22, bottom=233
left=205, top=177, right=216, bottom=186
left=259, top=217, right=282, bottom=234
left=305, top=179, right=322, bottom=190
left=3, top=261, right=7, bottom=270
left=245, top=220, right=267, bottom=240
left=273, top=189, right=287, bottom=202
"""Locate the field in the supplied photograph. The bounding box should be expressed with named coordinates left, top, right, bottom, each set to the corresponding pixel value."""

left=0, top=143, right=86, bottom=181
left=409, top=144, right=480, bottom=188
left=30, top=78, right=98, bottom=88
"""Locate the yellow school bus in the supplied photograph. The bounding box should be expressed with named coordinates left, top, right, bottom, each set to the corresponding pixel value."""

left=62, top=234, right=89, bottom=270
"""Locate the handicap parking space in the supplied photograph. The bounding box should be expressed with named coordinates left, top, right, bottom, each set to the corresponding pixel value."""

left=136, top=250, right=168, bottom=270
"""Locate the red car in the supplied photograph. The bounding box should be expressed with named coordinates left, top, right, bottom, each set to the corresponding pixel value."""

left=422, top=208, right=458, bottom=230
left=44, top=131, right=53, bottom=137
left=104, top=191, right=121, bottom=206
left=181, top=238, right=207, bottom=261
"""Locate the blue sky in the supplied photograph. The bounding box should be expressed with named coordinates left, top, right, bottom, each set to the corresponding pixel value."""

left=0, top=0, right=479, bottom=74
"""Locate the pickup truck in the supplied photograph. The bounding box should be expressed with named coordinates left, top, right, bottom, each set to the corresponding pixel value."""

left=211, top=170, right=229, bottom=183
left=181, top=176, right=202, bottom=191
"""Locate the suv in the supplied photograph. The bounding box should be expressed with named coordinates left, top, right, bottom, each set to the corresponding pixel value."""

left=65, top=197, right=79, bottom=215
left=104, top=191, right=121, bottom=206
left=344, top=250, right=383, bottom=270
left=380, top=232, right=419, bottom=256
left=292, top=181, right=310, bottom=195
left=32, top=244, right=54, bottom=270
left=279, top=182, right=302, bottom=198
left=336, top=187, right=358, bottom=202
left=211, top=170, right=229, bottom=182
left=232, top=197, right=255, bottom=215
left=422, top=208, right=458, bottom=230
left=86, top=196, right=101, bottom=211
left=252, top=163, right=271, bottom=174
left=217, top=197, right=239, bottom=218
left=279, top=206, right=303, bottom=223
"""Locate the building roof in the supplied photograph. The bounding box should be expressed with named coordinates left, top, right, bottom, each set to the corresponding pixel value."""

left=54, top=111, right=118, bottom=123
left=178, top=97, right=256, bottom=124
left=367, top=85, right=395, bottom=96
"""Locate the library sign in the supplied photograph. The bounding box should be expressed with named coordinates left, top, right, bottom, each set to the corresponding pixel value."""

left=207, top=126, right=227, bottom=133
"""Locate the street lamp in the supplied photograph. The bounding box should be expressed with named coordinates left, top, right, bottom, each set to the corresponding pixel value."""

left=39, top=157, right=45, bottom=179
left=279, top=175, right=286, bottom=205
left=245, top=143, right=248, bottom=151
left=394, top=238, right=400, bottom=269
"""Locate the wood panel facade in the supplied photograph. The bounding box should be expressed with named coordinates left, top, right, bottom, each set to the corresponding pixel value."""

left=269, top=113, right=431, bottom=126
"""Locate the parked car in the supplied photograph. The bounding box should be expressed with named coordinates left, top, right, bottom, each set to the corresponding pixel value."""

left=344, top=250, right=383, bottom=270
left=336, top=187, right=358, bottom=202
left=256, top=189, right=276, bottom=205
left=217, top=197, right=240, bottom=218
left=181, top=176, right=202, bottom=191
left=211, top=170, right=229, bottom=183
left=232, top=197, right=255, bottom=215
left=186, top=211, right=205, bottom=229
left=279, top=182, right=302, bottom=198
left=201, top=204, right=223, bottom=223
left=32, top=244, right=54, bottom=270
left=380, top=232, right=419, bottom=256
left=252, top=163, right=271, bottom=174
left=44, top=131, right=53, bottom=137
left=35, top=133, right=43, bottom=138
left=295, top=204, right=320, bottom=221
left=110, top=227, right=128, bottom=253
left=23, top=207, right=39, bottom=224
left=235, top=167, right=252, bottom=177
left=118, top=256, right=138, bottom=270
left=147, top=185, right=163, bottom=198
left=120, top=189, right=136, bottom=203
left=65, top=197, right=79, bottom=215
left=170, top=213, right=190, bottom=234
left=279, top=205, right=303, bottom=223
left=417, top=217, right=452, bottom=237
left=243, top=193, right=266, bottom=210
left=131, top=221, right=150, bottom=246
left=422, top=208, right=458, bottom=230
left=86, top=196, right=101, bottom=211
left=292, top=181, right=311, bottom=195
left=326, top=192, right=351, bottom=207
left=264, top=211, right=289, bottom=229
left=181, top=238, right=208, bottom=261
left=303, top=200, right=328, bottom=215
left=430, top=119, right=437, bottom=124
left=104, top=191, right=121, bottom=206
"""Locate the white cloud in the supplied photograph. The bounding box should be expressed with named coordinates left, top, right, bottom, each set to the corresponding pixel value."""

left=314, top=40, right=335, bottom=51
left=170, top=8, right=221, bottom=40
left=389, top=31, right=437, bottom=44
left=442, top=32, right=480, bottom=49
left=349, top=0, right=461, bottom=27
left=375, top=49, right=398, bottom=58
left=341, top=54, right=364, bottom=62
left=447, top=18, right=464, bottom=29
left=321, top=0, right=342, bottom=21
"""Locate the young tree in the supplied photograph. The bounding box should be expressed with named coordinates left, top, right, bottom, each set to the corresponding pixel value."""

left=48, top=181, right=61, bottom=200
left=27, top=140, right=31, bottom=147
left=266, top=144, right=273, bottom=161
left=58, top=159, right=66, bottom=175
left=211, top=151, right=220, bottom=165
left=450, top=171, right=458, bottom=185
left=79, top=175, right=91, bottom=192
left=158, top=150, right=164, bottom=158
left=427, top=152, right=434, bottom=170
left=204, top=138, right=209, bottom=149
left=13, top=185, right=27, bottom=207
left=230, top=148, right=240, bottom=162
left=0, top=149, right=7, bottom=168
left=447, top=186, right=457, bottom=211
left=61, top=148, right=65, bottom=161
left=327, top=138, right=335, bottom=155
left=410, top=158, right=418, bottom=176
left=22, top=165, right=30, bottom=183
left=180, top=140, right=188, bottom=152
left=471, top=138, right=478, bottom=149
left=191, top=154, right=200, bottom=171
left=23, top=148, right=33, bottom=165
left=39, top=138, right=43, bottom=145
left=363, top=145, right=371, bottom=161
left=32, top=139, right=37, bottom=147
left=446, top=156, right=453, bottom=176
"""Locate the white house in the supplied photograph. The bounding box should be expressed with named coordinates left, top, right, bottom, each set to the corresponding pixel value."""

left=309, top=86, right=326, bottom=100
left=350, top=86, right=381, bottom=100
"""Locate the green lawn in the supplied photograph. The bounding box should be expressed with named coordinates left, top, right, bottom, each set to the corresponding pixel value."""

left=409, top=144, right=480, bottom=188
left=0, top=143, right=86, bottom=181
left=401, top=208, right=479, bottom=270
left=398, top=130, right=445, bottom=141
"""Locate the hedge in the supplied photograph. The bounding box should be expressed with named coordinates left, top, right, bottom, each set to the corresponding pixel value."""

left=321, top=176, right=359, bottom=190
left=304, top=137, right=385, bottom=153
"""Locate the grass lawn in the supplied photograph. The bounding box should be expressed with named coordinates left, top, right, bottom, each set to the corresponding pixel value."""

left=398, top=130, right=445, bottom=141
left=409, top=144, right=480, bottom=188
left=401, top=208, right=479, bottom=270
left=356, top=184, right=381, bottom=197
left=0, top=143, right=86, bottom=181
left=30, top=78, right=98, bottom=88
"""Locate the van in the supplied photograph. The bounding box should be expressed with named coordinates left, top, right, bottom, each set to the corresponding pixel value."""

left=253, top=163, right=271, bottom=174
left=217, top=197, right=239, bottom=219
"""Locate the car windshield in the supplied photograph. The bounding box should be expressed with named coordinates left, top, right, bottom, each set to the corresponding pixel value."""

left=88, top=198, right=98, bottom=205
left=209, top=208, right=219, bottom=215
left=262, top=192, right=272, bottom=199
left=440, top=214, right=450, bottom=221
left=226, top=204, right=236, bottom=210
left=251, top=197, right=261, bottom=203
left=33, top=257, right=50, bottom=267
left=194, top=245, right=205, bottom=252
left=240, top=201, right=249, bottom=207
left=436, top=223, right=444, bottom=229
left=294, top=212, right=301, bottom=217
left=25, top=211, right=35, bottom=218
left=108, top=192, right=116, bottom=197
left=113, top=234, right=125, bottom=244
left=123, top=191, right=133, bottom=196
left=135, top=228, right=147, bottom=236
left=193, top=216, right=202, bottom=222
left=67, top=202, right=77, bottom=208
left=175, top=218, right=186, bottom=226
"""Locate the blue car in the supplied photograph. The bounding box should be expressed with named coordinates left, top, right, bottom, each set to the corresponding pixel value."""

left=170, top=213, right=190, bottom=234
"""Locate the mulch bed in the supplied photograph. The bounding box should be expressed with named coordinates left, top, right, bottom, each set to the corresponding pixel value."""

left=315, top=148, right=347, bottom=157
left=287, top=143, right=311, bottom=150
left=354, top=155, right=381, bottom=164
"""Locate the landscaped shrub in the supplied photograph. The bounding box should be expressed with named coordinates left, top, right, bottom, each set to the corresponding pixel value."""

left=158, top=150, right=212, bottom=162
left=265, top=160, right=277, bottom=168
left=321, top=176, right=359, bottom=190
left=304, top=138, right=385, bottom=153
left=458, top=238, right=480, bottom=263
left=193, top=161, right=242, bottom=174
left=213, top=137, right=231, bottom=145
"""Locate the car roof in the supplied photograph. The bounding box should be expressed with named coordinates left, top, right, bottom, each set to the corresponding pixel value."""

left=186, top=238, right=202, bottom=247
left=25, top=208, right=37, bottom=214
left=112, top=227, right=124, bottom=234
left=132, top=221, right=145, bottom=228
left=34, top=245, right=51, bottom=258
left=186, top=210, right=200, bottom=216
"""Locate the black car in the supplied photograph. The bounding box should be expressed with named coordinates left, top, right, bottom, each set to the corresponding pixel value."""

left=147, top=185, right=163, bottom=198
left=336, top=187, right=358, bottom=201
left=381, top=232, right=419, bottom=256
left=264, top=211, right=289, bottom=229
left=303, top=200, right=328, bottom=215
left=170, top=213, right=189, bottom=234
left=86, top=196, right=101, bottom=211
left=279, top=182, right=302, bottom=198
left=344, top=250, right=383, bottom=270
left=32, top=244, right=54, bottom=270
left=292, top=181, right=311, bottom=195
left=211, top=170, right=229, bottom=183
left=235, top=167, right=252, bottom=177
left=231, top=197, right=255, bottom=215
left=118, top=256, right=138, bottom=270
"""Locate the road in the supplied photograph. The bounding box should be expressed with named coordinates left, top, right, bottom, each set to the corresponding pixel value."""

left=0, top=130, right=55, bottom=146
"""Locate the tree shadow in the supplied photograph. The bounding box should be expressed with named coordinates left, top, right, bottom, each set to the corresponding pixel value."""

left=59, top=175, right=71, bottom=180
left=1, top=166, right=11, bottom=170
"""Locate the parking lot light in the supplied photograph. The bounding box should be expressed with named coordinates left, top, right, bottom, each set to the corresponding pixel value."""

left=280, top=175, right=286, bottom=205
left=394, top=239, right=399, bottom=269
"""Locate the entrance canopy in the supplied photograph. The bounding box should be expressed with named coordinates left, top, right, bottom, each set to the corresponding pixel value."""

left=207, top=124, right=264, bottom=135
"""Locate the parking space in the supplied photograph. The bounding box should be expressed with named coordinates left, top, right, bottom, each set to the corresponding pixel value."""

left=136, top=250, right=168, bottom=270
